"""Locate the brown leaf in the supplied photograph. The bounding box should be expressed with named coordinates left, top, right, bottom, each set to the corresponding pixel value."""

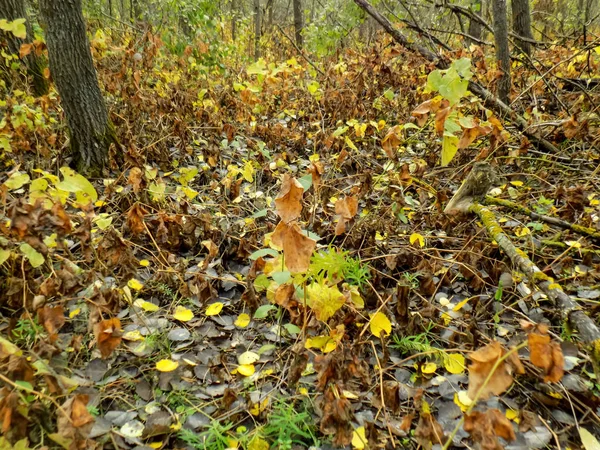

left=468, top=342, right=520, bottom=400
left=19, top=43, right=32, bottom=58
left=309, top=162, right=324, bottom=190
left=464, top=409, right=515, bottom=450
left=458, top=126, right=482, bottom=149
left=94, top=318, right=122, bottom=359
left=126, top=203, right=147, bottom=236
left=319, top=389, right=353, bottom=446
left=381, top=126, right=402, bottom=158
left=415, top=412, right=445, bottom=449
left=57, top=394, right=94, bottom=448
left=274, top=174, right=304, bottom=223
left=128, top=167, right=143, bottom=194
left=434, top=107, right=451, bottom=136
left=37, top=305, right=66, bottom=342
left=334, top=196, right=358, bottom=236
left=528, top=326, right=564, bottom=383
left=271, top=221, right=316, bottom=273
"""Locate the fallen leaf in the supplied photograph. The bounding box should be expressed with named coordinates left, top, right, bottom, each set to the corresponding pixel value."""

left=370, top=311, right=392, bottom=337
left=173, top=305, right=194, bottom=322
left=306, top=281, right=344, bottom=322
left=156, top=359, right=179, bottom=372
left=352, top=426, right=367, bottom=449
left=234, top=313, right=251, bottom=328
left=467, top=341, right=521, bottom=401
left=528, top=324, right=564, bottom=383
left=206, top=302, right=224, bottom=316
left=335, top=196, right=358, bottom=235
left=37, top=305, right=66, bottom=341
left=464, top=408, right=516, bottom=449
left=94, top=318, right=122, bottom=358
left=237, top=364, right=255, bottom=377
left=415, top=412, right=445, bottom=448
left=444, top=353, right=466, bottom=374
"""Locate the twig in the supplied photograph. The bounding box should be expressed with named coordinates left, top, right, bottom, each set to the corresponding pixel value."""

left=274, top=25, right=327, bottom=78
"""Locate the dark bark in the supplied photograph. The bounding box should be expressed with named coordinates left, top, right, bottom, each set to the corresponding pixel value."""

left=492, top=0, right=511, bottom=103
left=231, top=0, right=238, bottom=41
left=293, top=0, right=304, bottom=49
left=0, top=0, right=48, bottom=96
left=40, top=0, right=116, bottom=174
left=467, top=0, right=483, bottom=44
left=511, top=0, right=534, bottom=54
left=254, top=0, right=261, bottom=59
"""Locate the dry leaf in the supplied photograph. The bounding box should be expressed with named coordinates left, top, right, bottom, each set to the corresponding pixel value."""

left=309, top=162, right=324, bottom=189
left=271, top=221, right=316, bottom=273
left=128, top=167, right=143, bottom=194
left=381, top=126, right=402, bottom=158
left=274, top=174, right=304, bottom=223
left=334, top=196, right=358, bottom=235
left=415, top=412, right=445, bottom=449
left=464, top=408, right=516, bottom=450
left=37, top=305, right=66, bottom=342
left=94, top=318, right=122, bottom=359
left=467, top=342, right=520, bottom=401
left=528, top=325, right=564, bottom=383
left=126, top=203, right=147, bottom=236
left=434, top=106, right=451, bottom=136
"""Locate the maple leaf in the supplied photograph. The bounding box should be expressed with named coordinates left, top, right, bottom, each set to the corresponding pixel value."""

left=467, top=342, right=523, bottom=401
left=271, top=221, right=316, bottom=273
left=527, top=324, right=564, bottom=383
left=274, top=174, right=304, bottom=223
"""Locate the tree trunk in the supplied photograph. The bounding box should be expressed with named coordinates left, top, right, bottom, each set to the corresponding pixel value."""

left=0, top=0, right=49, bottom=96
left=467, top=0, right=483, bottom=43
left=511, top=0, right=534, bottom=54
left=293, top=0, right=304, bottom=49
left=492, top=0, right=511, bottom=103
left=40, top=0, right=116, bottom=174
left=254, top=0, right=261, bottom=59
left=231, top=0, right=238, bottom=41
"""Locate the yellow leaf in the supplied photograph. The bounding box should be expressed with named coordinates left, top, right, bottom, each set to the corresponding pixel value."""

left=122, top=330, right=144, bottom=341
left=156, top=359, right=179, bottom=372
left=69, top=308, right=81, bottom=319
left=237, top=364, right=255, bottom=377
left=248, top=436, right=270, bottom=450
left=369, top=311, right=392, bottom=337
left=306, top=282, right=344, bottom=322
left=250, top=398, right=269, bottom=416
left=421, top=362, right=437, bottom=374
left=173, top=305, right=194, bottom=322
left=565, top=240, right=581, bottom=248
left=453, top=298, right=470, bottom=312
left=515, top=226, right=530, bottom=237
left=205, top=302, right=224, bottom=316
left=454, top=390, right=472, bottom=412
left=148, top=442, right=163, bottom=449
left=128, top=279, right=144, bottom=291
left=510, top=180, right=523, bottom=187
left=305, top=336, right=337, bottom=353
left=352, top=426, right=367, bottom=449
left=505, top=409, right=520, bottom=423
left=139, top=259, right=150, bottom=267
left=444, top=353, right=466, bottom=374
left=134, top=299, right=159, bottom=312
left=409, top=233, right=425, bottom=247
left=238, top=351, right=260, bottom=365
left=234, top=313, right=251, bottom=328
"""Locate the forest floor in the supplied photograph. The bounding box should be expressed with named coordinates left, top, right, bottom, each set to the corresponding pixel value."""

left=2, top=30, right=600, bottom=450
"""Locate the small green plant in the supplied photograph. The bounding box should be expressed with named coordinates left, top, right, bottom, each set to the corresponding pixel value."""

left=178, top=421, right=236, bottom=450
left=308, top=247, right=370, bottom=288
left=392, top=324, right=447, bottom=362
left=11, top=318, right=44, bottom=347
left=263, top=399, right=319, bottom=450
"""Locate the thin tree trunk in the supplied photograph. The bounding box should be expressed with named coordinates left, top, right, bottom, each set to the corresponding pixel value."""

left=40, top=0, right=116, bottom=174
left=467, top=0, right=483, bottom=43
left=0, top=0, right=49, bottom=96
left=231, top=0, right=238, bottom=41
left=293, top=0, right=304, bottom=49
left=108, top=0, right=113, bottom=16
left=492, top=0, right=511, bottom=103
left=511, top=0, right=534, bottom=54
left=254, top=0, right=261, bottom=59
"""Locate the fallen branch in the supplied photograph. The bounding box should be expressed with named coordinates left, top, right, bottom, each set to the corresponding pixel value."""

left=470, top=201, right=600, bottom=375
left=484, top=196, right=600, bottom=241
left=445, top=164, right=600, bottom=375
left=352, top=0, right=562, bottom=154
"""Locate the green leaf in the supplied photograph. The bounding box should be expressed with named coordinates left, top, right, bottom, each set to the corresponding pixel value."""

left=441, top=134, right=459, bottom=166
left=247, top=59, right=268, bottom=76
left=254, top=304, right=276, bottom=319
left=4, top=172, right=30, bottom=190
left=383, top=89, right=395, bottom=101
left=580, top=428, right=600, bottom=450
left=56, top=167, right=97, bottom=203
left=0, top=248, right=11, bottom=265
left=298, top=174, right=313, bottom=192
left=14, top=380, right=33, bottom=391
left=271, top=271, right=291, bottom=284
left=438, top=68, right=468, bottom=105
left=251, top=208, right=268, bottom=218
left=453, top=58, right=473, bottom=80
left=249, top=248, right=279, bottom=260
left=283, top=323, right=301, bottom=335
left=425, top=70, right=444, bottom=93
left=19, top=243, right=44, bottom=268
